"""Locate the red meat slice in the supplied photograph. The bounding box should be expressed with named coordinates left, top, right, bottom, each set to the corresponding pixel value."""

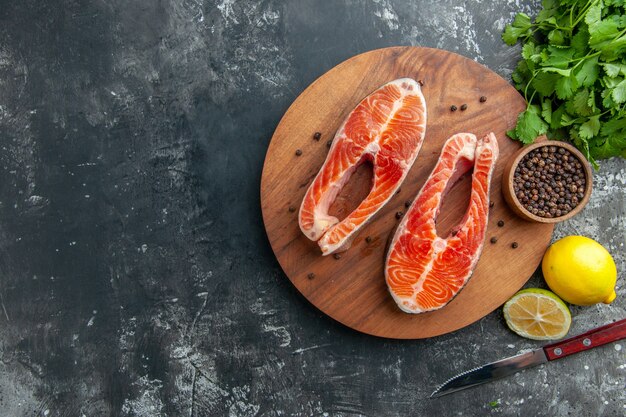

left=385, top=132, right=499, bottom=313
left=299, top=78, right=427, bottom=255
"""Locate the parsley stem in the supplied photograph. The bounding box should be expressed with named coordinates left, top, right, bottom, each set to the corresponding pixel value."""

left=523, top=71, right=539, bottom=103
left=614, top=28, right=626, bottom=42
left=569, top=50, right=601, bottom=71
left=572, top=0, right=599, bottom=28
left=526, top=90, right=538, bottom=110
left=536, top=22, right=570, bottom=32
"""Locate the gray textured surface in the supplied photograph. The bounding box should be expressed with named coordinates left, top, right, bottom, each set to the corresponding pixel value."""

left=0, top=0, right=624, bottom=416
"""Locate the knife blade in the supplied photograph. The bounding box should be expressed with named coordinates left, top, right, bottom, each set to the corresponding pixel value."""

left=430, top=317, right=626, bottom=398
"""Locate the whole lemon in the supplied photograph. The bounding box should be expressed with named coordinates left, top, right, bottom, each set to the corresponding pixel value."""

left=542, top=236, right=617, bottom=306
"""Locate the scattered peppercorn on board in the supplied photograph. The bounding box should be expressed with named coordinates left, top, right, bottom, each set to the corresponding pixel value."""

left=261, top=46, right=555, bottom=339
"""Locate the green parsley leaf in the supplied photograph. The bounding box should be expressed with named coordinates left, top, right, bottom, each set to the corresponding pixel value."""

left=541, top=0, right=558, bottom=9
left=589, top=20, right=620, bottom=52
left=513, top=12, right=532, bottom=28
left=612, top=79, right=626, bottom=103
left=535, top=0, right=558, bottom=23
left=502, top=25, right=523, bottom=46
left=512, top=60, right=533, bottom=92
left=514, top=105, right=549, bottom=144
left=584, top=2, right=602, bottom=27
left=602, top=87, right=617, bottom=108
left=550, top=105, right=566, bottom=130
left=548, top=29, right=566, bottom=45
left=602, top=63, right=626, bottom=78
left=587, top=89, right=598, bottom=113
left=579, top=115, right=601, bottom=139
left=541, top=99, right=553, bottom=124
left=600, top=117, right=626, bottom=136
left=574, top=56, right=599, bottom=87
left=506, top=128, right=518, bottom=140
left=521, top=43, right=535, bottom=60
left=532, top=72, right=560, bottom=96
left=543, top=46, right=575, bottom=69
left=600, top=36, right=626, bottom=61
left=560, top=110, right=579, bottom=127
left=503, top=13, right=533, bottom=45
left=570, top=27, right=590, bottom=54
left=603, top=76, right=622, bottom=88
left=590, top=136, right=626, bottom=159
left=555, top=74, right=578, bottom=99
left=568, top=89, right=594, bottom=116
left=604, top=0, right=625, bottom=7
left=522, top=42, right=543, bottom=63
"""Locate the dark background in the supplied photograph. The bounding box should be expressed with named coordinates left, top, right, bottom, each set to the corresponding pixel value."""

left=0, top=1, right=624, bottom=416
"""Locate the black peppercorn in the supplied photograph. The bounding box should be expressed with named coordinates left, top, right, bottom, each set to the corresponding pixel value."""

left=460, top=104, right=468, bottom=111
left=511, top=242, right=519, bottom=249
left=490, top=237, right=497, bottom=244
left=512, top=145, right=586, bottom=219
left=480, top=96, right=487, bottom=103
left=365, top=236, right=372, bottom=244
left=497, top=220, right=504, bottom=227
left=450, top=105, right=458, bottom=111
left=307, top=272, right=315, bottom=279
left=333, top=253, right=341, bottom=260
left=288, top=206, right=296, bottom=213
left=313, top=132, right=322, bottom=140
left=395, top=211, right=403, bottom=219
left=295, top=149, right=302, bottom=156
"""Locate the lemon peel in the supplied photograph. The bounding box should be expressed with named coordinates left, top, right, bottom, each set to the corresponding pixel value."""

left=542, top=236, right=617, bottom=306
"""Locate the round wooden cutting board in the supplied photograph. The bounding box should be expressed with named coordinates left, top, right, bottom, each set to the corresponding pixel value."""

left=260, top=47, right=554, bottom=339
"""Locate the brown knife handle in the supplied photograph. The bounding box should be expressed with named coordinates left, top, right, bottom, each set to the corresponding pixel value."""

left=543, top=318, right=626, bottom=361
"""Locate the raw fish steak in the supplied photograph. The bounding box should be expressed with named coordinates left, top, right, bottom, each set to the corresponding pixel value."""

left=385, top=132, right=499, bottom=313
left=299, top=78, right=427, bottom=255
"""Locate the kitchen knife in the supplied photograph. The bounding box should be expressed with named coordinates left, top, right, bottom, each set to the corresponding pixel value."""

left=430, top=317, right=626, bottom=398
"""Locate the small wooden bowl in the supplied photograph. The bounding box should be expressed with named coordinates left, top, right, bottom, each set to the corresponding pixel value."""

left=502, top=139, right=593, bottom=223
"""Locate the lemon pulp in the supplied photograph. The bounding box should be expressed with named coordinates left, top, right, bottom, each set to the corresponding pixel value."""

left=503, top=288, right=571, bottom=340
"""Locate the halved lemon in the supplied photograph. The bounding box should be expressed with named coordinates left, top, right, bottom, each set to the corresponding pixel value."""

left=503, top=288, right=571, bottom=340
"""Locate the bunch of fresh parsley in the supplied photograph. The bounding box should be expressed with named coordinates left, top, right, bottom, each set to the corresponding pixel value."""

left=503, top=0, right=626, bottom=167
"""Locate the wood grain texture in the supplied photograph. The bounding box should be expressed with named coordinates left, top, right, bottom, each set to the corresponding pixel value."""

left=543, top=318, right=626, bottom=360
left=260, top=47, right=554, bottom=339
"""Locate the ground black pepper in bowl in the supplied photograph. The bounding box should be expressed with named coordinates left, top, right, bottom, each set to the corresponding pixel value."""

left=512, top=145, right=586, bottom=219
